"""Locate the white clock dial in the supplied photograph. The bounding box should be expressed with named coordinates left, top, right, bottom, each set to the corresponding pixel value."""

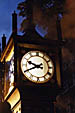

left=21, top=51, right=54, bottom=83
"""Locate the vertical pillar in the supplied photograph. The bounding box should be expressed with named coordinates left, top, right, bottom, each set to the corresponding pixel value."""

left=56, top=14, right=63, bottom=88
left=12, top=11, right=17, bottom=34
left=0, top=43, right=1, bottom=57
left=2, top=34, right=6, bottom=52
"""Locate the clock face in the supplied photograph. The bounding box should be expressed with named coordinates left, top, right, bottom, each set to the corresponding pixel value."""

left=21, top=51, right=54, bottom=83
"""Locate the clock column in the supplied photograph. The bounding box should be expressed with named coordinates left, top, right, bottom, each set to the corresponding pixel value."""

left=18, top=85, right=55, bottom=113
left=15, top=30, right=63, bottom=113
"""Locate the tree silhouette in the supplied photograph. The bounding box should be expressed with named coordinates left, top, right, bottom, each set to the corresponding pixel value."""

left=17, top=0, right=66, bottom=32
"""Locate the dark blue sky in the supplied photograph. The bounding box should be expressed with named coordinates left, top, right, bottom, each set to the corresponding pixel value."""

left=0, top=0, right=49, bottom=47
left=0, top=0, right=23, bottom=44
left=0, top=0, right=74, bottom=45
left=0, top=0, right=48, bottom=45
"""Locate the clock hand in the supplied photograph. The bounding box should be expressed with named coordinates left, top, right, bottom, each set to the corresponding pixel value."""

left=24, top=64, right=43, bottom=72
left=28, top=61, right=43, bottom=67
left=36, top=64, right=43, bottom=69
left=35, top=63, right=43, bottom=69
left=28, top=61, right=43, bottom=69
left=39, top=66, right=43, bottom=69
left=39, top=63, right=42, bottom=66
left=28, top=61, right=37, bottom=66
left=24, top=66, right=36, bottom=72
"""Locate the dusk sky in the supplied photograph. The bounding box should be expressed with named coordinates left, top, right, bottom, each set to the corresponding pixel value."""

left=0, top=0, right=48, bottom=47
left=0, top=0, right=75, bottom=46
left=0, top=0, right=24, bottom=45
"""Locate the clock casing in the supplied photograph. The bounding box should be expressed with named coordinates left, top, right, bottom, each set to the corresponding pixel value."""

left=21, top=51, right=54, bottom=83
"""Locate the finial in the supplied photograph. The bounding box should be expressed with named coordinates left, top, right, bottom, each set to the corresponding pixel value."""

left=0, top=43, right=1, bottom=48
left=14, top=10, right=16, bottom=14
left=3, top=34, right=5, bottom=37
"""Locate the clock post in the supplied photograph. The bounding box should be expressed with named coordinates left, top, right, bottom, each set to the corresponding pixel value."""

left=13, top=24, right=64, bottom=113
left=56, top=14, right=63, bottom=87
left=12, top=2, right=64, bottom=112
left=0, top=8, right=65, bottom=113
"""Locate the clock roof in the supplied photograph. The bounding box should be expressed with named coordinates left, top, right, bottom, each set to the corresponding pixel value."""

left=1, top=28, right=66, bottom=62
left=16, top=28, right=66, bottom=48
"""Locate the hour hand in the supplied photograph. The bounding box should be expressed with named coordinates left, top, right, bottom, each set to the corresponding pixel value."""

left=28, top=61, right=36, bottom=66
left=28, top=61, right=43, bottom=67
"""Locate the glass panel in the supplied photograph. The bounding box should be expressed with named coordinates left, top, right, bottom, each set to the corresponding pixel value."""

left=4, top=50, right=14, bottom=98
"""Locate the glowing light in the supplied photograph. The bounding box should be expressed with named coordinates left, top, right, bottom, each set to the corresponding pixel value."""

left=39, top=77, right=44, bottom=81
left=9, top=74, right=14, bottom=83
left=32, top=76, right=37, bottom=81
left=45, top=74, right=50, bottom=79
left=6, top=46, right=14, bottom=62
left=7, top=88, right=20, bottom=109
left=8, top=86, right=14, bottom=94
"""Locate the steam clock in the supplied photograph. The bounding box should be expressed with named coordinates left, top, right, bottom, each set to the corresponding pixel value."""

left=1, top=12, right=64, bottom=113
left=14, top=27, right=62, bottom=113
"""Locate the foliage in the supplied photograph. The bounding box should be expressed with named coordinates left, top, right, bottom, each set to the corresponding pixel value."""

left=17, top=0, right=66, bottom=32
left=17, top=0, right=66, bottom=16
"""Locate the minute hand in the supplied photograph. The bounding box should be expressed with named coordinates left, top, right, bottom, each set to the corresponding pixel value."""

left=24, top=65, right=43, bottom=73
left=24, top=66, right=36, bottom=73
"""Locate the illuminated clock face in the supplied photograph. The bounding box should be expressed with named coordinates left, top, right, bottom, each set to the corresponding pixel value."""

left=21, top=51, right=54, bottom=83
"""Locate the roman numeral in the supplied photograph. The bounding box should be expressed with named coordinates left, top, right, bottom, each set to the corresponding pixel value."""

left=49, top=67, right=52, bottom=69
left=47, top=72, right=51, bottom=76
left=29, top=52, right=32, bottom=56
left=37, top=77, right=39, bottom=81
left=36, top=52, right=39, bottom=56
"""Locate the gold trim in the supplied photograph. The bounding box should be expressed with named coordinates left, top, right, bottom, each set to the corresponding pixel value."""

left=1, top=38, right=14, bottom=62
left=21, top=51, right=54, bottom=83
left=7, top=88, right=20, bottom=109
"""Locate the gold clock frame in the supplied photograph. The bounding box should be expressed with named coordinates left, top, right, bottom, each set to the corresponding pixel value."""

left=21, top=51, right=54, bottom=83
